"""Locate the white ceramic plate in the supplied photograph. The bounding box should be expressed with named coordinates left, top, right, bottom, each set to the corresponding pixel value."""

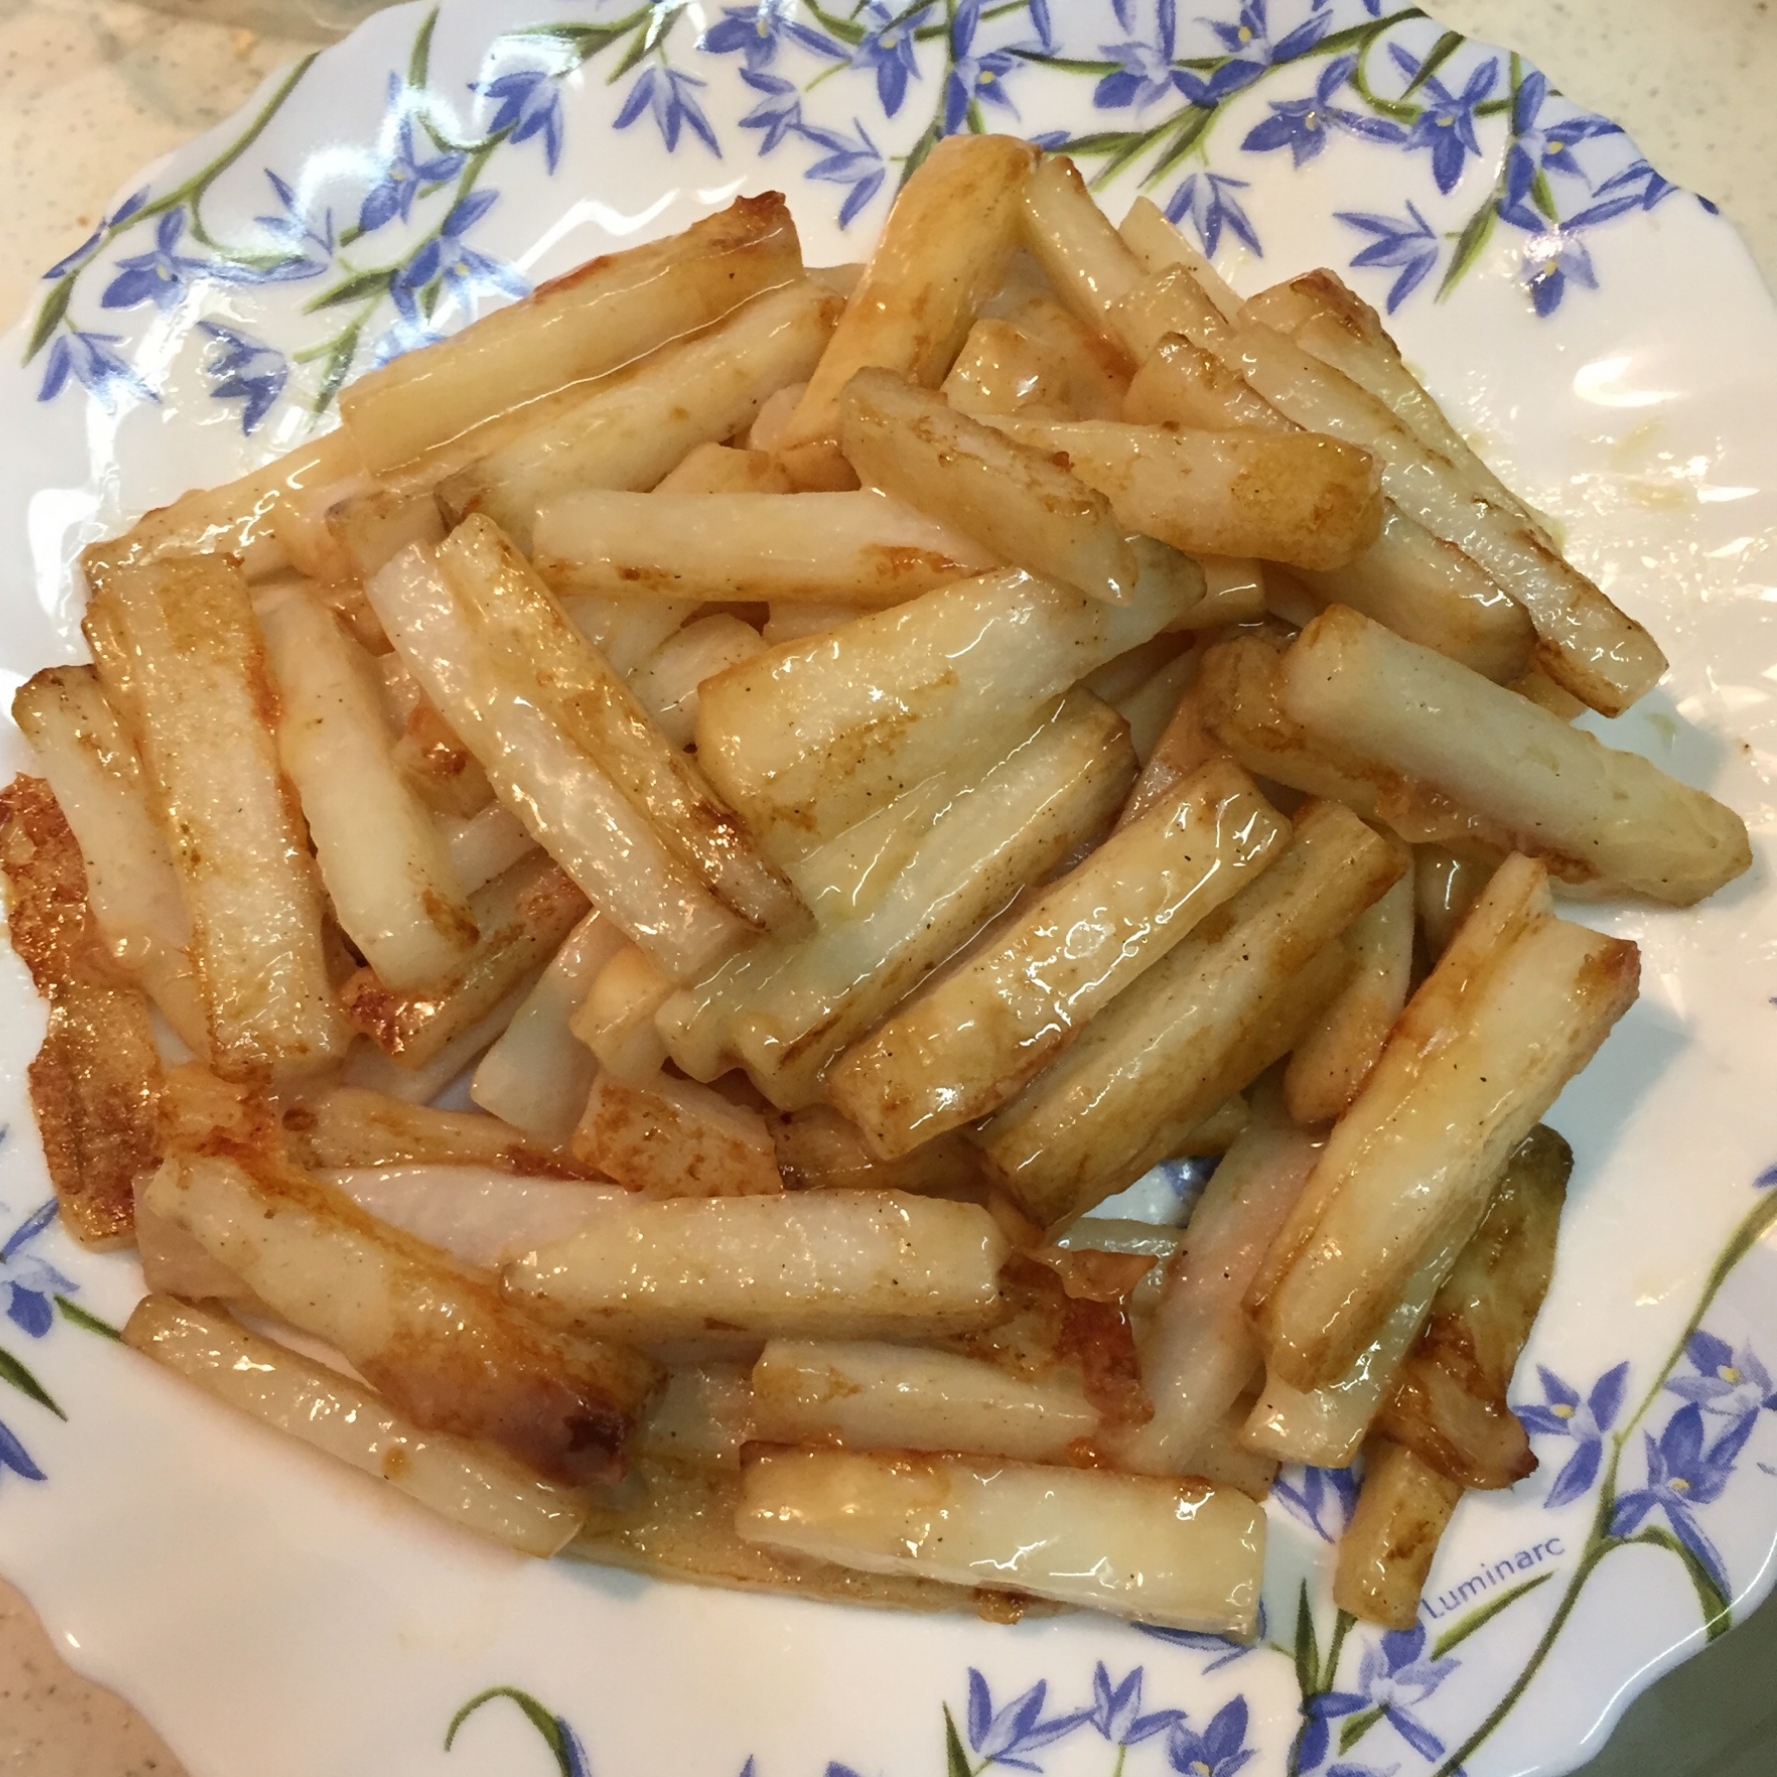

left=0, top=4, right=1773, bottom=1774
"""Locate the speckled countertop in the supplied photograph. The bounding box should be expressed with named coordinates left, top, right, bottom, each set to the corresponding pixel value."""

left=0, top=3, right=1773, bottom=1774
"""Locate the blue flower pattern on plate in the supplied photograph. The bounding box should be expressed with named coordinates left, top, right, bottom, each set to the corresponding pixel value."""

left=1518, top=1359, right=1629, bottom=1508
left=1305, top=1626, right=1457, bottom=1766
left=196, top=322, right=289, bottom=434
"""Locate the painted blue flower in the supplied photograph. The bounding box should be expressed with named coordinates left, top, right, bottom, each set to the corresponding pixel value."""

left=1667, top=1331, right=1777, bottom=1432
left=1758, top=1162, right=1777, bottom=1190
left=1190, top=0, right=1330, bottom=104
left=737, top=69, right=803, bottom=152
left=1095, top=0, right=1196, bottom=112
left=1592, top=157, right=1678, bottom=213
left=0, top=1421, right=44, bottom=1485
left=799, top=119, right=886, bottom=228
left=359, top=115, right=464, bottom=234
left=1167, top=1697, right=1253, bottom=1777
left=943, top=0, right=1030, bottom=136
left=1518, top=1361, right=1628, bottom=1508
left=1502, top=70, right=1619, bottom=219
left=1164, top=170, right=1260, bottom=258
left=370, top=311, right=446, bottom=367
left=1242, top=55, right=1405, bottom=167
left=1508, top=216, right=1598, bottom=317
left=615, top=64, right=721, bottom=155
left=849, top=3, right=930, bottom=118
left=1610, top=1402, right=1748, bottom=1593
left=254, top=169, right=334, bottom=262
left=1138, top=1602, right=1264, bottom=1671
left=1390, top=46, right=1498, bottom=195
left=1335, top=201, right=1439, bottom=310
left=965, top=1669, right=1090, bottom=1772
left=43, top=188, right=148, bottom=280
left=1303, top=1626, right=1457, bottom=1766
left=195, top=323, right=287, bottom=434
left=0, top=1204, right=72, bottom=1339
left=475, top=69, right=567, bottom=172
left=100, top=209, right=210, bottom=311
left=1324, top=1764, right=1399, bottom=1777
left=36, top=327, right=154, bottom=411
left=1087, top=1665, right=1183, bottom=1747
left=700, top=3, right=842, bottom=69
left=394, top=190, right=527, bottom=323
left=1273, top=1464, right=1359, bottom=1542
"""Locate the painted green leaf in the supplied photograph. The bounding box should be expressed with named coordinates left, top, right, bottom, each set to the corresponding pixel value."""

left=24, top=279, right=73, bottom=365
left=1292, top=1580, right=1320, bottom=1699
left=445, top=1687, right=576, bottom=1776
left=943, top=1703, right=972, bottom=1777
left=1402, top=29, right=1463, bottom=97
left=55, top=1297, right=120, bottom=1342
left=306, top=267, right=396, bottom=312
left=1437, top=194, right=1498, bottom=300
left=1630, top=1528, right=1733, bottom=1641
left=1430, top=1571, right=1554, bottom=1658
left=1338, top=1705, right=1385, bottom=1754
left=0, top=1346, right=64, bottom=1421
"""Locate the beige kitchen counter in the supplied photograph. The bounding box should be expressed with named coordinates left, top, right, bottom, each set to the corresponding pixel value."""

left=0, top=2, right=1772, bottom=1774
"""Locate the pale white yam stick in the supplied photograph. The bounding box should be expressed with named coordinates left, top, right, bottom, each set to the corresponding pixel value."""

left=365, top=545, right=749, bottom=982
left=730, top=693, right=1137, bottom=1108
left=1249, top=859, right=1638, bottom=1390
left=92, top=556, right=348, bottom=1081
left=1239, top=1218, right=1470, bottom=1466
left=1246, top=270, right=1553, bottom=544
left=839, top=368, right=1142, bottom=604
left=504, top=1190, right=1007, bottom=1343
left=1114, top=650, right=1198, bottom=765
left=441, top=516, right=804, bottom=937
left=341, top=852, right=587, bottom=1070
left=80, top=427, right=360, bottom=585
left=435, top=802, right=537, bottom=895
left=1019, top=154, right=1145, bottom=335
left=283, top=1083, right=592, bottom=1175
left=135, top=1163, right=258, bottom=1303
left=829, top=758, right=1287, bottom=1155
left=569, top=942, right=672, bottom=1085
left=1118, top=685, right=1219, bottom=830
left=750, top=1340, right=1096, bottom=1460
left=1284, top=871, right=1415, bottom=1126
left=1079, top=631, right=1192, bottom=708
left=342, top=192, right=803, bottom=475
left=736, top=1447, right=1265, bottom=1635
left=571, top=1071, right=783, bottom=1199
left=746, top=380, right=805, bottom=453
left=982, top=413, right=1384, bottom=572
left=257, top=583, right=479, bottom=990
left=326, top=1167, right=625, bottom=1269
left=765, top=1105, right=988, bottom=1199
left=695, top=564, right=1198, bottom=857
left=1333, top=1439, right=1465, bottom=1630
left=12, top=666, right=205, bottom=1049
left=1197, top=634, right=1519, bottom=862
left=627, top=615, right=767, bottom=751
left=125, top=1295, right=587, bottom=1556
left=1297, top=508, right=1534, bottom=685
left=990, top=293, right=1133, bottom=419
left=653, top=440, right=792, bottom=495
left=978, top=800, right=1403, bottom=1228
left=778, top=133, right=1038, bottom=480
left=1278, top=605, right=1751, bottom=904
left=1202, top=317, right=1666, bottom=713
left=1111, top=263, right=1233, bottom=362
left=1125, top=340, right=1533, bottom=681
left=561, top=593, right=699, bottom=678
left=940, top=315, right=1074, bottom=419
left=761, top=603, right=857, bottom=645
left=1117, top=195, right=1243, bottom=317
left=472, top=911, right=626, bottom=1142
left=340, top=981, right=538, bottom=1104
left=436, top=278, right=842, bottom=548
left=534, top=487, right=998, bottom=606
left=323, top=487, right=446, bottom=584
left=145, top=1150, right=661, bottom=1484
left=1110, top=1081, right=1321, bottom=1477
left=1172, top=556, right=1266, bottom=631
left=634, top=1363, right=755, bottom=1468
